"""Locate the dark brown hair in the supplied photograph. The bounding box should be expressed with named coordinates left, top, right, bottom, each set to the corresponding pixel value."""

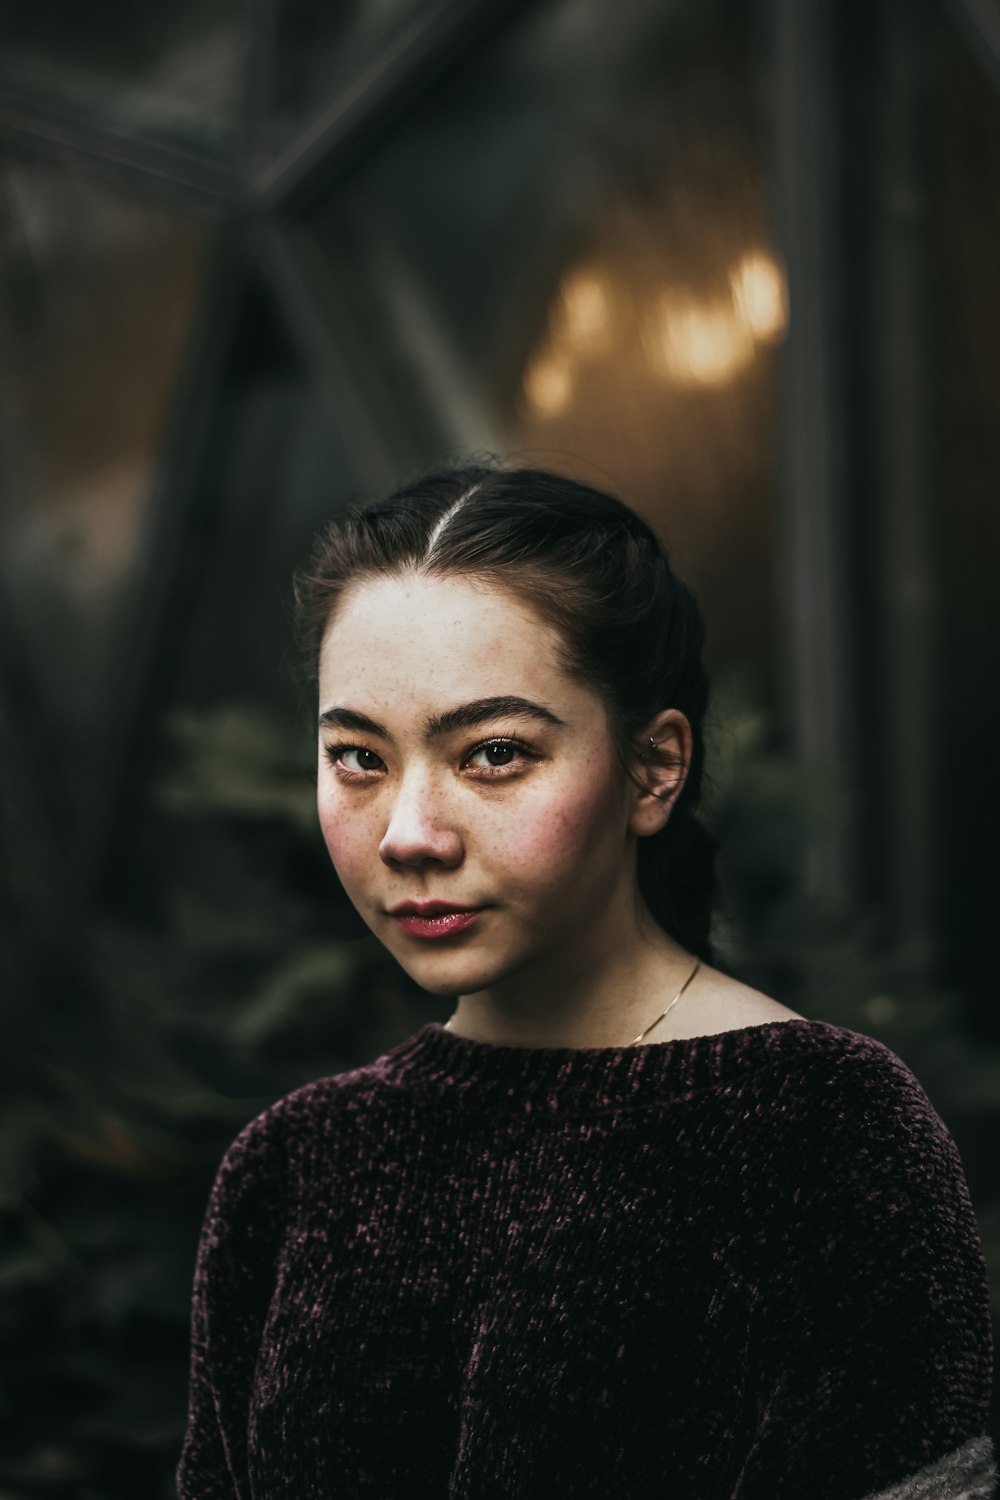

left=294, top=461, right=718, bottom=962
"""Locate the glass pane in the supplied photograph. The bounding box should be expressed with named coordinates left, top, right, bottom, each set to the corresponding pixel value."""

left=158, top=279, right=359, bottom=720
left=302, top=0, right=783, bottom=688
left=106, top=279, right=361, bottom=912
left=0, top=161, right=211, bottom=729
left=271, top=0, right=421, bottom=149
left=5, top=0, right=243, bottom=151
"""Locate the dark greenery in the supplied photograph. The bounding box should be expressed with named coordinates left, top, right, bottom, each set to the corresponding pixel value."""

left=2, top=671, right=998, bottom=1496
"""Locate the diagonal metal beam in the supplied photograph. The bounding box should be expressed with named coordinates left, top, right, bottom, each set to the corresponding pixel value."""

left=72, top=227, right=249, bottom=905
left=244, top=0, right=279, bottom=172
left=1, top=0, right=533, bottom=220
left=255, top=220, right=401, bottom=492
left=0, top=74, right=240, bottom=218
left=355, top=207, right=501, bottom=457
left=944, top=0, right=1000, bottom=89
left=250, top=0, right=534, bottom=214
left=2, top=0, right=534, bottom=903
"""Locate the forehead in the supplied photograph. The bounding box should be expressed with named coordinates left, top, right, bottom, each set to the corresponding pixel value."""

left=318, top=573, right=573, bottom=701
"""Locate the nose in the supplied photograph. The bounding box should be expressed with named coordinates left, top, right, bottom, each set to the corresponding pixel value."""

left=378, top=767, right=464, bottom=870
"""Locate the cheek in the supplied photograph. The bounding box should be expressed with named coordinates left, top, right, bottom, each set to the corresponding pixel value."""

left=502, top=771, right=622, bottom=881
left=317, top=793, right=374, bottom=879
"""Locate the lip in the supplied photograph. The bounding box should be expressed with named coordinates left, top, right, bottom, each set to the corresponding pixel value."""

left=391, top=908, right=483, bottom=940
left=388, top=900, right=481, bottom=916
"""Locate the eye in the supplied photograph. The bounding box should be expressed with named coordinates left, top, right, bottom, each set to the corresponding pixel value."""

left=464, top=736, right=536, bottom=775
left=322, top=733, right=538, bottom=783
left=324, top=743, right=384, bottom=778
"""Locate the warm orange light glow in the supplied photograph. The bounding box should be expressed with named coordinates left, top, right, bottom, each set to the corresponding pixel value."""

left=523, top=351, right=574, bottom=417
left=730, top=252, right=788, bottom=342
left=551, top=266, right=612, bottom=354
left=655, top=298, right=755, bottom=388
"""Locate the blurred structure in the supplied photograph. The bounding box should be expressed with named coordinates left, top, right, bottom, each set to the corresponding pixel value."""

left=2, top=0, right=1000, bottom=1492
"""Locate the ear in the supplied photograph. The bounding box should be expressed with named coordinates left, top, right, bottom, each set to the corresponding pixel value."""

left=627, top=709, right=692, bottom=838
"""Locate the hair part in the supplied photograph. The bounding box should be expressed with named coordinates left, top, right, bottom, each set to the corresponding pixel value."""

left=293, top=460, right=718, bottom=962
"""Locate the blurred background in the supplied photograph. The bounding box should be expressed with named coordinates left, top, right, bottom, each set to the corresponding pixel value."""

left=2, top=0, right=1000, bottom=1491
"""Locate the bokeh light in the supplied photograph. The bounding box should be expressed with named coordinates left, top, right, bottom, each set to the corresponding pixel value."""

left=730, top=251, right=788, bottom=342
left=522, top=349, right=575, bottom=416
left=550, top=265, right=614, bottom=355
left=654, top=295, right=756, bottom=387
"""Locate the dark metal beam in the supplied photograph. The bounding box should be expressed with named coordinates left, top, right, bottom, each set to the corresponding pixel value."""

left=250, top=0, right=533, bottom=214
left=0, top=75, right=240, bottom=219
left=1, top=0, right=534, bottom=904
left=0, top=0, right=533, bottom=220
left=0, top=580, right=65, bottom=894
left=244, top=0, right=279, bottom=172
left=767, top=0, right=856, bottom=896
left=256, top=220, right=400, bottom=493
left=872, top=0, right=937, bottom=959
left=944, top=0, right=1000, bottom=89
left=356, top=207, right=501, bottom=457
left=72, top=228, right=249, bottom=905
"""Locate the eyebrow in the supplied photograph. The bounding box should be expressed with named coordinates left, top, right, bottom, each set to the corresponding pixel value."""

left=318, top=695, right=567, bottom=742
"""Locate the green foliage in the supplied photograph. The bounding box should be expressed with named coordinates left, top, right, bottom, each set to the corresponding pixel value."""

left=706, top=673, right=1000, bottom=1109
left=0, top=703, right=432, bottom=1497
left=2, top=675, right=997, bottom=1494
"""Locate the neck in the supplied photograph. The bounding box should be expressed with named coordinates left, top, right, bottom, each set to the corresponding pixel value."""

left=443, top=922, right=700, bottom=1049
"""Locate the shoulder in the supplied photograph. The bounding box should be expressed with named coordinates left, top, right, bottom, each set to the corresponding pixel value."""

left=784, top=1023, right=953, bottom=1150
left=212, top=1058, right=395, bottom=1189
left=696, top=973, right=942, bottom=1134
left=743, top=1005, right=955, bottom=1148
left=690, top=973, right=968, bottom=1191
left=739, top=1026, right=988, bottom=1326
left=751, top=1021, right=976, bottom=1234
left=688, top=965, right=807, bottom=1034
left=679, top=970, right=956, bottom=1157
left=199, top=1072, right=363, bottom=1253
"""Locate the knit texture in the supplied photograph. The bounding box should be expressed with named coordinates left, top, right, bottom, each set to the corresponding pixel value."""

left=176, top=1017, right=997, bottom=1499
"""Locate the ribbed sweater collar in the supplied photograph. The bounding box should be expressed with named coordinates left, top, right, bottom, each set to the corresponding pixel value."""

left=368, top=1016, right=844, bottom=1113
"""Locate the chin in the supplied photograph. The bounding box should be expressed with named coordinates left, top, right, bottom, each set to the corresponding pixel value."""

left=400, top=952, right=510, bottom=999
left=398, top=966, right=462, bottom=998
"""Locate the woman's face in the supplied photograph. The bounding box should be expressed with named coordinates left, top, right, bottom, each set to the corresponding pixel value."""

left=316, top=572, right=648, bottom=1004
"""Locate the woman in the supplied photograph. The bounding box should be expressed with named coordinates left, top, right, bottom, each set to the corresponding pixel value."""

left=177, top=463, right=996, bottom=1498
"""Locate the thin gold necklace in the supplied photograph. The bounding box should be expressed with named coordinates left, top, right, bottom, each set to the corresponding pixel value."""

left=625, top=959, right=701, bottom=1045
left=443, top=959, right=702, bottom=1047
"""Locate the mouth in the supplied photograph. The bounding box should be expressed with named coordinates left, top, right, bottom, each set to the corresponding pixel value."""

left=390, top=908, right=484, bottom=940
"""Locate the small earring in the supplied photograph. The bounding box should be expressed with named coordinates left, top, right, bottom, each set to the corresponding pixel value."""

left=649, top=737, right=659, bottom=749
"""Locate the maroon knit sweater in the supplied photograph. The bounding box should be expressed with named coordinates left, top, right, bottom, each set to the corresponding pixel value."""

left=176, top=1017, right=996, bottom=1499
